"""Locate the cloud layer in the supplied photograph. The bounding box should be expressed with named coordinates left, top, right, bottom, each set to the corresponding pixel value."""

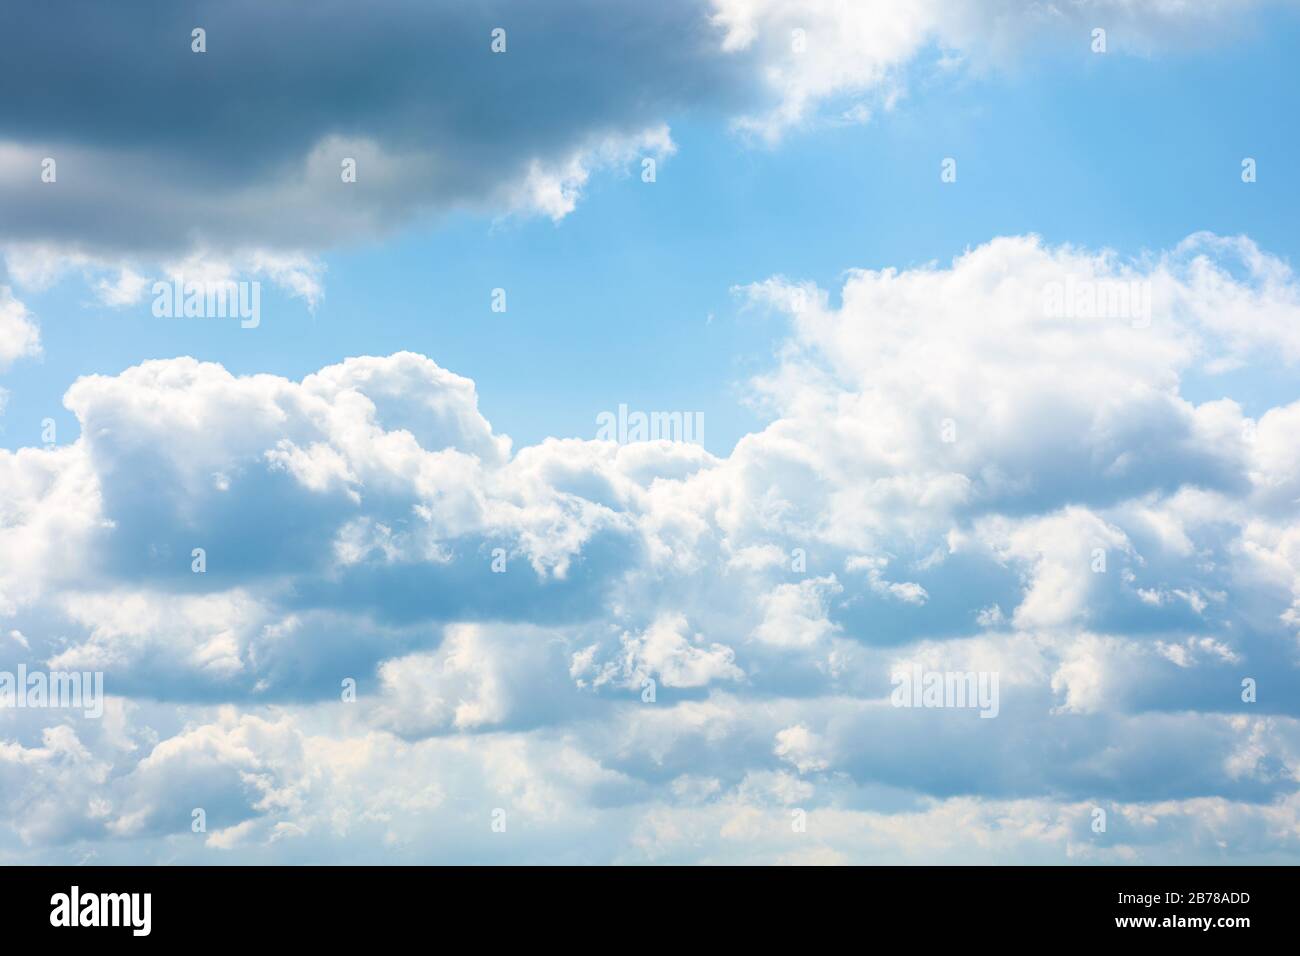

left=2, top=232, right=1299, bottom=862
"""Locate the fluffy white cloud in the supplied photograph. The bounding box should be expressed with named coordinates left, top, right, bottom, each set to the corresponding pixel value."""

left=0, top=286, right=39, bottom=369
left=710, top=0, right=1275, bottom=139
left=3, top=231, right=1300, bottom=863
left=573, top=613, right=744, bottom=691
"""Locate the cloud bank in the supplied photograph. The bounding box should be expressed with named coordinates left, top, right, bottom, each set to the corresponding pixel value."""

left=3, top=232, right=1299, bottom=862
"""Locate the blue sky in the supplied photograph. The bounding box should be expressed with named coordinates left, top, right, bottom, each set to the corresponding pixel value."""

left=2, top=1, right=1300, bottom=864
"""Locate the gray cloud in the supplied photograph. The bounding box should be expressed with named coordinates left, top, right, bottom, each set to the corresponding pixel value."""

left=0, top=0, right=749, bottom=257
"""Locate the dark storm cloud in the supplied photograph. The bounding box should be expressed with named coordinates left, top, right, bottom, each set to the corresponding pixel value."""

left=0, top=0, right=754, bottom=255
